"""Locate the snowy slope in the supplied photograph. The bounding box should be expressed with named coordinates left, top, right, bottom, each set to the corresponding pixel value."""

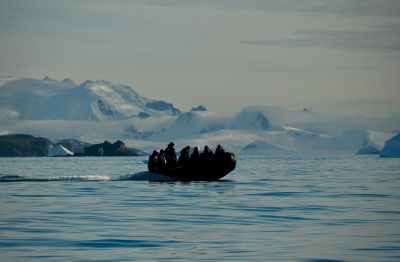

left=240, top=139, right=295, bottom=155
left=322, top=129, right=371, bottom=151
left=231, top=107, right=270, bottom=130
left=242, top=105, right=400, bottom=134
left=0, top=77, right=180, bottom=120
left=231, top=106, right=282, bottom=131
left=153, top=111, right=230, bottom=140
left=153, top=106, right=284, bottom=141
left=264, top=127, right=328, bottom=152
left=0, top=77, right=77, bottom=120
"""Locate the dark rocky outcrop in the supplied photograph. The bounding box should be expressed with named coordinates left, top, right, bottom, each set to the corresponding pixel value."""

left=0, top=133, right=146, bottom=157
left=138, top=112, right=151, bottom=119
left=145, top=101, right=181, bottom=115
left=62, top=78, right=76, bottom=85
left=191, top=105, right=207, bottom=112
left=0, top=134, right=52, bottom=157
left=84, top=140, right=146, bottom=156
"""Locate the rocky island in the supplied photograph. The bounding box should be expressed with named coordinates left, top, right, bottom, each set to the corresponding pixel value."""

left=0, top=134, right=145, bottom=157
left=84, top=140, right=145, bottom=156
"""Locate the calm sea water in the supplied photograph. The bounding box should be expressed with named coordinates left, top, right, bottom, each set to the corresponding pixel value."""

left=0, top=155, right=400, bottom=261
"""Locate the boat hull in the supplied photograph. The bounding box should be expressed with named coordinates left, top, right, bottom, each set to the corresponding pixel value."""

left=154, top=152, right=236, bottom=181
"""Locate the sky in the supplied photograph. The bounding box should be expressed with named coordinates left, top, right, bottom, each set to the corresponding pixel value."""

left=1, top=0, right=399, bottom=116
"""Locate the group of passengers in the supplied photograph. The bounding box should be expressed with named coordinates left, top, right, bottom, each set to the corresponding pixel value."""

left=148, top=142, right=225, bottom=173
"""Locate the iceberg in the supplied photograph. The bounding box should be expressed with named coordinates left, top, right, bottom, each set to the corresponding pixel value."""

left=356, top=144, right=380, bottom=155
left=356, top=138, right=380, bottom=155
left=48, top=144, right=74, bottom=157
left=380, top=133, right=400, bottom=158
left=356, top=145, right=380, bottom=155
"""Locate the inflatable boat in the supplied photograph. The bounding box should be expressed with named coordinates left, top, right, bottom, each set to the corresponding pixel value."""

left=150, top=152, right=236, bottom=181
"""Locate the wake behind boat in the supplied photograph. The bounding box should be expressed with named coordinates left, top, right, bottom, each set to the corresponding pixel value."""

left=145, top=143, right=236, bottom=181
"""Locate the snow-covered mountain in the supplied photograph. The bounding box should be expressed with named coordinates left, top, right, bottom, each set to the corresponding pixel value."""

left=153, top=111, right=229, bottom=140
left=152, top=106, right=283, bottom=141
left=0, top=76, right=180, bottom=121
left=1, top=76, right=398, bottom=155
left=231, top=107, right=270, bottom=130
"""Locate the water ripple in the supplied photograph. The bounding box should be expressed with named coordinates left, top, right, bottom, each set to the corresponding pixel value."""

left=1, top=155, right=400, bottom=261
left=0, top=238, right=180, bottom=249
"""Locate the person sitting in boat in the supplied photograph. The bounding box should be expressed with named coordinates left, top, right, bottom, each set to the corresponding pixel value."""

left=148, top=150, right=159, bottom=173
left=165, top=142, right=177, bottom=168
left=178, top=146, right=190, bottom=167
left=201, top=145, right=214, bottom=161
left=158, top=149, right=167, bottom=171
left=215, top=144, right=225, bottom=161
left=190, top=146, right=201, bottom=162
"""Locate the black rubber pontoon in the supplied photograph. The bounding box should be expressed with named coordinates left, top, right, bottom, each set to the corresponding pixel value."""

left=154, top=152, right=236, bottom=181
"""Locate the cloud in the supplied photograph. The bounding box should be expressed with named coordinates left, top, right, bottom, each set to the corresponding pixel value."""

left=330, top=97, right=400, bottom=107
left=131, top=0, right=400, bottom=17
left=252, top=66, right=382, bottom=72
left=240, top=26, right=400, bottom=52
